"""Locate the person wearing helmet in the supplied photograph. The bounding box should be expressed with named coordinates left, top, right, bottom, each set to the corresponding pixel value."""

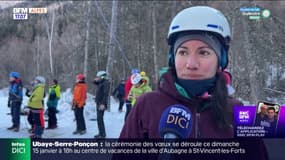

left=119, top=6, right=268, bottom=159
left=128, top=73, right=152, bottom=107
left=7, top=72, right=23, bottom=132
left=72, top=74, right=87, bottom=135
left=120, top=6, right=240, bottom=138
left=120, top=6, right=233, bottom=136
left=124, top=68, right=140, bottom=121
left=46, top=79, right=61, bottom=129
left=27, top=76, right=45, bottom=138
left=93, top=71, right=110, bottom=138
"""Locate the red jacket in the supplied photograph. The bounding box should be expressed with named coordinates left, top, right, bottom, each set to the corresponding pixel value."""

left=124, top=76, right=132, bottom=100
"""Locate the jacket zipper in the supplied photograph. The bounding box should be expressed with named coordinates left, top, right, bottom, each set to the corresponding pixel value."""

left=195, top=112, right=201, bottom=138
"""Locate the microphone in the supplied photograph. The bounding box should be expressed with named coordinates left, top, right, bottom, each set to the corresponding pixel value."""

left=158, top=105, right=192, bottom=160
left=159, top=104, right=193, bottom=139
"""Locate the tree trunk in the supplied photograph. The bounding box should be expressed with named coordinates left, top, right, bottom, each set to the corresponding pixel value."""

left=45, top=9, right=55, bottom=77
left=94, top=0, right=131, bottom=72
left=106, top=0, right=118, bottom=79
left=152, top=2, right=158, bottom=89
left=83, top=1, right=91, bottom=78
left=241, top=16, right=258, bottom=103
left=106, top=0, right=118, bottom=111
left=36, top=35, right=40, bottom=75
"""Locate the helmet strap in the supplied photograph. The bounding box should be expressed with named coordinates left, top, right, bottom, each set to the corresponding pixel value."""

left=168, top=46, right=175, bottom=67
left=220, top=47, right=228, bottom=70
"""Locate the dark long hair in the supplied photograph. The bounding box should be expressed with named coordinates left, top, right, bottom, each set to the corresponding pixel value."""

left=211, top=71, right=231, bottom=129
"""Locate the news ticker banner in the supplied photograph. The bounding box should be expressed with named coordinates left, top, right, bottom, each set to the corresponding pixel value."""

left=0, top=138, right=268, bottom=160
left=234, top=106, right=285, bottom=138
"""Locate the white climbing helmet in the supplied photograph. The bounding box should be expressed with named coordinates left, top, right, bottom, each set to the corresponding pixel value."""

left=96, top=71, right=107, bottom=78
left=167, top=6, right=231, bottom=49
left=35, top=76, right=46, bottom=84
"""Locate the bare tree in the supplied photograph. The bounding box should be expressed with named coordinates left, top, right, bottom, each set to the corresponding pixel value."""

left=36, top=35, right=40, bottom=75
left=106, top=0, right=118, bottom=80
left=241, top=14, right=258, bottom=103
left=45, top=8, right=55, bottom=77
left=152, top=2, right=159, bottom=89
left=83, top=1, right=91, bottom=78
left=106, top=0, right=118, bottom=111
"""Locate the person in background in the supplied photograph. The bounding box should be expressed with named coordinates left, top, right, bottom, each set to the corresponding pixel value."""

left=93, top=71, right=110, bottom=139
left=27, top=76, right=45, bottom=138
left=46, top=79, right=61, bottom=129
left=128, top=73, right=152, bottom=107
left=112, top=79, right=125, bottom=112
left=72, top=74, right=87, bottom=135
left=140, top=71, right=150, bottom=87
left=7, top=72, right=23, bottom=132
left=124, top=68, right=139, bottom=121
left=24, top=80, right=35, bottom=133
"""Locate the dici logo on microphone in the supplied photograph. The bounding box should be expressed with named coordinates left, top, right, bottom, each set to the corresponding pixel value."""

left=159, top=104, right=192, bottom=138
left=166, top=105, right=191, bottom=129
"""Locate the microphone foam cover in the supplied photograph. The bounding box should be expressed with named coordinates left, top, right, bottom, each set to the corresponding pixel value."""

left=159, top=104, right=192, bottom=138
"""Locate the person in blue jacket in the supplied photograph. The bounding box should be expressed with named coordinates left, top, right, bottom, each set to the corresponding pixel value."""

left=7, top=72, right=23, bottom=132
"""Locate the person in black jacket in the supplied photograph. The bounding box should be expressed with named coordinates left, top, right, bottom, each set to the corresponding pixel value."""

left=112, top=79, right=125, bottom=112
left=93, top=71, right=110, bottom=138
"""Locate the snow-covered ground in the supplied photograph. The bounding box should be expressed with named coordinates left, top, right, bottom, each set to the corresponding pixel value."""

left=0, top=88, right=125, bottom=138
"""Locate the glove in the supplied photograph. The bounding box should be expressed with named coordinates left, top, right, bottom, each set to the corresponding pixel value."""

left=25, top=88, right=30, bottom=95
left=7, top=100, right=11, bottom=108
left=71, top=102, right=76, bottom=110
left=25, top=88, right=31, bottom=97
left=99, top=104, right=105, bottom=111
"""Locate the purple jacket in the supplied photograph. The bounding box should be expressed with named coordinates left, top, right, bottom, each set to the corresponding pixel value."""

left=120, top=71, right=243, bottom=138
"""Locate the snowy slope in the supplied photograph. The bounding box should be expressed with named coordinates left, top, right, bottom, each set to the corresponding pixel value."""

left=0, top=88, right=125, bottom=138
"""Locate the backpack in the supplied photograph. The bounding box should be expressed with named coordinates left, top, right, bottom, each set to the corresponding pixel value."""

left=49, top=87, right=57, bottom=100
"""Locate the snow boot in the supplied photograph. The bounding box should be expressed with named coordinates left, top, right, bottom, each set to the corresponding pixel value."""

left=79, top=130, right=86, bottom=135
left=73, top=130, right=80, bottom=135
